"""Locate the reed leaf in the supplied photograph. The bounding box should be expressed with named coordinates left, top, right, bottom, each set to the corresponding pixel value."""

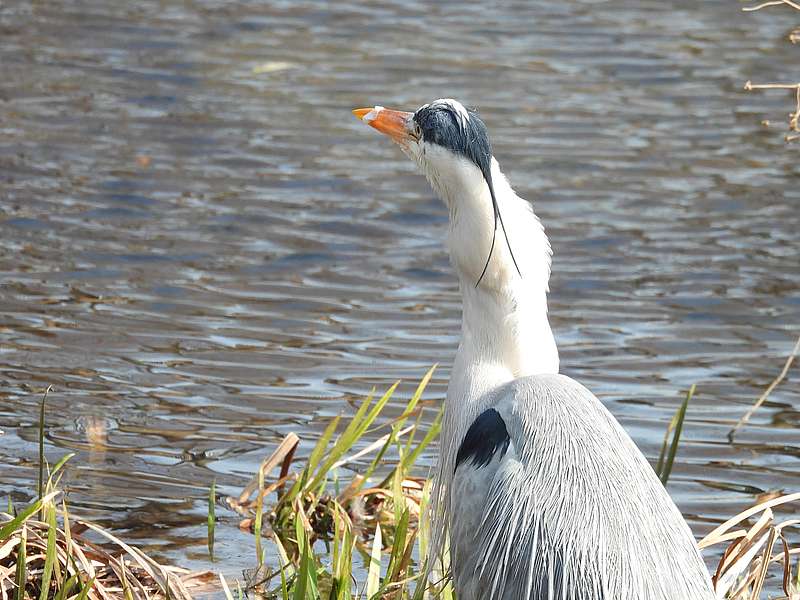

left=37, top=386, right=52, bottom=502
left=15, top=525, right=26, bottom=600
left=208, top=479, right=216, bottom=561
left=37, top=502, right=58, bottom=600
left=366, top=523, right=382, bottom=600
left=657, top=384, right=693, bottom=485
left=0, top=491, right=59, bottom=540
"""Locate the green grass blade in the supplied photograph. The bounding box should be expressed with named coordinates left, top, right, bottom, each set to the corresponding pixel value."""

left=332, top=504, right=354, bottom=600
left=278, top=549, right=290, bottom=600
left=442, top=581, right=455, bottom=600
left=366, top=523, right=382, bottom=599
left=401, top=406, right=442, bottom=474
left=208, top=479, right=216, bottom=560
left=341, top=532, right=354, bottom=600
left=119, top=555, right=134, bottom=600
left=15, top=525, right=26, bottom=600
left=273, top=532, right=294, bottom=581
left=54, top=574, right=79, bottom=600
left=401, top=405, right=426, bottom=465
left=38, top=386, right=52, bottom=501
left=309, top=383, right=399, bottom=494
left=38, top=502, right=58, bottom=600
left=356, top=382, right=398, bottom=440
left=331, top=503, right=341, bottom=579
left=49, top=453, right=75, bottom=480
left=292, top=537, right=310, bottom=600
left=659, top=384, right=694, bottom=486
left=409, top=365, right=435, bottom=411
left=0, top=491, right=58, bottom=540
left=386, top=508, right=409, bottom=584
left=401, top=365, right=436, bottom=453
left=75, top=576, right=96, bottom=600
left=411, top=575, right=428, bottom=600
left=417, top=479, right=432, bottom=568
left=307, top=551, right=319, bottom=600
left=307, top=415, right=343, bottom=476
left=392, top=467, right=405, bottom=524
left=334, top=389, right=376, bottom=451
left=284, top=414, right=342, bottom=503
left=655, top=422, right=670, bottom=477
left=376, top=404, right=442, bottom=491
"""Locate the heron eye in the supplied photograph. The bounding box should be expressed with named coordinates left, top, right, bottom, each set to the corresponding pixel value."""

left=412, top=122, right=422, bottom=140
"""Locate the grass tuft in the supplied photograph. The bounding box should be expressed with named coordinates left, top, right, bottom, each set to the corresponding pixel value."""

left=223, top=370, right=799, bottom=599
left=225, top=366, right=448, bottom=599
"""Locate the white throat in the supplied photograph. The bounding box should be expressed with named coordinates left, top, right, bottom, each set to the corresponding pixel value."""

left=416, top=148, right=560, bottom=408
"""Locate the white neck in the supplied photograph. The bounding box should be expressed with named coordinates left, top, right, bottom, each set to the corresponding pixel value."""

left=420, top=153, right=559, bottom=410
left=452, top=278, right=559, bottom=403
left=415, top=141, right=561, bottom=564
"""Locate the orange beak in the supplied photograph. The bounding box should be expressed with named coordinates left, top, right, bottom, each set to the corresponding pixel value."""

left=352, top=106, right=413, bottom=143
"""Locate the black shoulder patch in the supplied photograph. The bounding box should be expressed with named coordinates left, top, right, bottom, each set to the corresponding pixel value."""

left=455, top=408, right=510, bottom=472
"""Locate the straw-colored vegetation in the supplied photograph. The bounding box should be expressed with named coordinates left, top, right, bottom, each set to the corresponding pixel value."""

left=744, top=0, right=800, bottom=141
left=3, top=362, right=799, bottom=599
left=0, top=390, right=214, bottom=600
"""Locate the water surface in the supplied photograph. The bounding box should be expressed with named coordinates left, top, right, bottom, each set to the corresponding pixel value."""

left=1, top=0, right=799, bottom=587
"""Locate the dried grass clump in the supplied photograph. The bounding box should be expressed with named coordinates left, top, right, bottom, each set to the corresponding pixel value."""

left=702, top=492, right=800, bottom=599
left=0, top=493, right=213, bottom=600
left=0, top=388, right=213, bottom=600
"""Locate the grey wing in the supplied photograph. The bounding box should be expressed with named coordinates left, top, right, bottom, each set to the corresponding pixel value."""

left=449, top=373, right=716, bottom=600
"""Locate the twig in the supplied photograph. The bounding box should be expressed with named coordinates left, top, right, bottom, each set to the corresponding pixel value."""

left=743, top=0, right=800, bottom=12
left=744, top=83, right=800, bottom=138
left=745, top=82, right=800, bottom=91
left=729, top=334, right=800, bottom=440
left=743, top=1, right=800, bottom=139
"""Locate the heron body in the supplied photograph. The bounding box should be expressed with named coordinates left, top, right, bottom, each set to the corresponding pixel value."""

left=354, top=99, right=716, bottom=599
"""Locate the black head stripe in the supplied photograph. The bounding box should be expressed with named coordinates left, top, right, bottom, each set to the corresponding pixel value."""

left=413, top=102, right=494, bottom=192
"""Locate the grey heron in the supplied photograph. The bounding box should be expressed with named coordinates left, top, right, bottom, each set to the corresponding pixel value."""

left=353, top=99, right=716, bottom=599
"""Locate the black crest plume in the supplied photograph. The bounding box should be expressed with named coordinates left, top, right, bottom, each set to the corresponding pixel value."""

left=413, top=102, right=521, bottom=286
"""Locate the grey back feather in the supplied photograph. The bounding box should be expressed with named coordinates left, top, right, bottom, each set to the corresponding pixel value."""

left=448, top=374, right=716, bottom=600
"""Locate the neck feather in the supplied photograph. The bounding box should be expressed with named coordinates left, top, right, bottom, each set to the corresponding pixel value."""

left=437, top=159, right=560, bottom=407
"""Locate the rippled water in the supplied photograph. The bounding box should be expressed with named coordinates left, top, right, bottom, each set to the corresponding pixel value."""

left=1, top=0, right=799, bottom=587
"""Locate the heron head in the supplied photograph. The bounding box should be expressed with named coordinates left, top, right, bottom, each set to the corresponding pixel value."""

left=354, top=99, right=526, bottom=286
left=352, top=99, right=495, bottom=212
